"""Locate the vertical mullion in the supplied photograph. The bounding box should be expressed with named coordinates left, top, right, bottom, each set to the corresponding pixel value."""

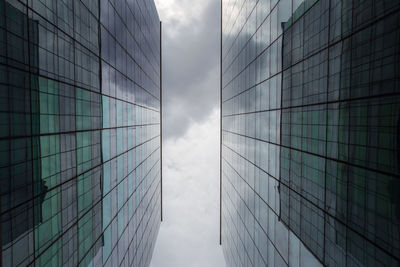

left=323, top=1, right=332, bottom=265
left=345, top=0, right=355, bottom=264
left=159, top=20, right=162, bottom=222
left=26, top=1, right=37, bottom=266
left=220, top=0, right=223, bottom=247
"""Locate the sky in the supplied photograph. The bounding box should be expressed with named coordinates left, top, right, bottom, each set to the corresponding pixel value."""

left=150, top=0, right=226, bottom=267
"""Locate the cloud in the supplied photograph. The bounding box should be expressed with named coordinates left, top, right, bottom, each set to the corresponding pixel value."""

left=150, top=1, right=225, bottom=266
left=157, top=0, right=220, bottom=140
left=150, top=109, right=226, bottom=267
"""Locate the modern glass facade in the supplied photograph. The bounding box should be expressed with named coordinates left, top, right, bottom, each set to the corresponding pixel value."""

left=221, top=0, right=400, bottom=266
left=0, top=0, right=161, bottom=266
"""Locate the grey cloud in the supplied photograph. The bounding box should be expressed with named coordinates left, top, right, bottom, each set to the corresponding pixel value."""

left=150, top=110, right=225, bottom=267
left=162, top=0, right=220, bottom=139
left=150, top=1, right=225, bottom=266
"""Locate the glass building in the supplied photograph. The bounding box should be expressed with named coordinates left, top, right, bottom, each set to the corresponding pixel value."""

left=0, top=0, right=161, bottom=266
left=221, top=0, right=400, bottom=266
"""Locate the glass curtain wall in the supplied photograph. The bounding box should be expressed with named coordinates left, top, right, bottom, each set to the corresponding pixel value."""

left=221, top=0, right=400, bottom=266
left=0, top=0, right=161, bottom=266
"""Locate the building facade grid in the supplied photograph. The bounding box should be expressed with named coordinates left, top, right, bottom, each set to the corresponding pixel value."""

left=221, top=0, right=400, bottom=266
left=0, top=0, right=162, bottom=266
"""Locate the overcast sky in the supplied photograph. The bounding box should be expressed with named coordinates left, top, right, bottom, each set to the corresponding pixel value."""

left=155, top=0, right=220, bottom=139
left=150, top=0, right=225, bottom=266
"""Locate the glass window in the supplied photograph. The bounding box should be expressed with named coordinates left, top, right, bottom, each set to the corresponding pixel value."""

left=76, top=131, right=91, bottom=174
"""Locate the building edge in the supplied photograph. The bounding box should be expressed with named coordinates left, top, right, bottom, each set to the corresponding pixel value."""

left=219, top=0, right=223, bottom=246
left=160, top=21, right=163, bottom=223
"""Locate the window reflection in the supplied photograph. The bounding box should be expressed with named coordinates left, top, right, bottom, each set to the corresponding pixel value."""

left=222, top=0, right=400, bottom=266
left=1, top=0, right=161, bottom=265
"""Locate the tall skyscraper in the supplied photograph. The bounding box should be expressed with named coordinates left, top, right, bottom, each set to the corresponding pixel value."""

left=0, top=0, right=162, bottom=266
left=221, top=0, right=399, bottom=266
